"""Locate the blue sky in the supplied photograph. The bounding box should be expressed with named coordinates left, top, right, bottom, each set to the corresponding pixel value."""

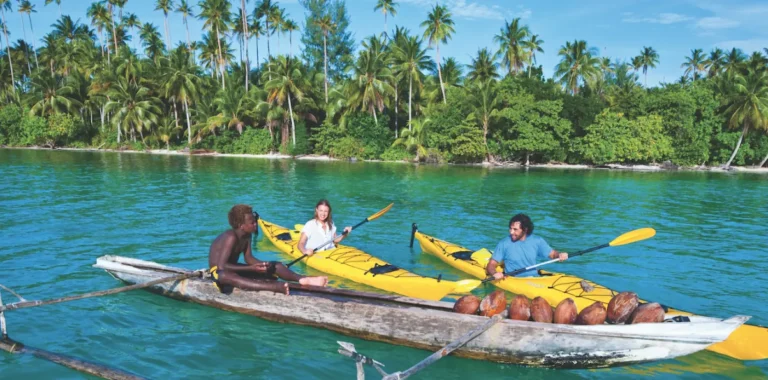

left=2, top=0, right=767, bottom=86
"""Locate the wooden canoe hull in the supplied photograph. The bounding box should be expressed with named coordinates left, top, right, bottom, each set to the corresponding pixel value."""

left=93, top=256, right=748, bottom=369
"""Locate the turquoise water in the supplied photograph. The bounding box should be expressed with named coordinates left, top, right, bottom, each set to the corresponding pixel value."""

left=1, top=149, right=766, bottom=379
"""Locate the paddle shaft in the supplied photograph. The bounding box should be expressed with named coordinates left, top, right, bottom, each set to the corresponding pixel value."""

left=383, top=310, right=509, bottom=380
left=483, top=243, right=609, bottom=283
left=0, top=271, right=202, bottom=313
left=286, top=219, right=368, bottom=268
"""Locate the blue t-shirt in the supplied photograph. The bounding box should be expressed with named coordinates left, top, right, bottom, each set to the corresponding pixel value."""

left=491, top=234, right=552, bottom=277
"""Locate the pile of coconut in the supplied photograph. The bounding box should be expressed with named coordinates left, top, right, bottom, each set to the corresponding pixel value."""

left=453, top=290, right=665, bottom=325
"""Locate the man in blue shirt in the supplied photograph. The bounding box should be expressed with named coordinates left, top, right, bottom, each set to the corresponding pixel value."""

left=486, top=214, right=568, bottom=279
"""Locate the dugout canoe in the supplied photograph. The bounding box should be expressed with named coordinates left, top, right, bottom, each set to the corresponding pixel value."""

left=93, top=255, right=748, bottom=369
left=412, top=228, right=768, bottom=361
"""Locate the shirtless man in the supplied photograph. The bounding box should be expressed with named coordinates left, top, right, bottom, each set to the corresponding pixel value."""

left=208, top=204, right=328, bottom=295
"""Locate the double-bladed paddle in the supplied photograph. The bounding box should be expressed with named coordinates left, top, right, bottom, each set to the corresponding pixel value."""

left=482, top=227, right=656, bottom=283
left=286, top=203, right=395, bottom=268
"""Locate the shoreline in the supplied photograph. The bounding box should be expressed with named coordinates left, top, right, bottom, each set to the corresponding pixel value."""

left=4, top=145, right=768, bottom=174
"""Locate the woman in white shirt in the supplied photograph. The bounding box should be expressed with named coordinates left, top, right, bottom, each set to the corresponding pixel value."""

left=298, top=199, right=352, bottom=255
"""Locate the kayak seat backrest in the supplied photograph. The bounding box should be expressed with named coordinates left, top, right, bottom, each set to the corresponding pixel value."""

left=276, top=232, right=293, bottom=241
left=365, top=263, right=400, bottom=276
left=451, top=251, right=474, bottom=260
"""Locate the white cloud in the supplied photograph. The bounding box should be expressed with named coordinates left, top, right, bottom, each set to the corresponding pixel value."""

left=399, top=0, right=529, bottom=21
left=696, top=17, right=739, bottom=29
left=714, top=39, right=768, bottom=54
left=622, top=12, right=693, bottom=24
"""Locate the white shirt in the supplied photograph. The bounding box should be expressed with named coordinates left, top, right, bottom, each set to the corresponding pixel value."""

left=302, top=219, right=337, bottom=251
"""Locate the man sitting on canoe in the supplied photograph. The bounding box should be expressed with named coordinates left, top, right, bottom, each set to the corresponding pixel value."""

left=209, top=204, right=328, bottom=295
left=486, top=214, right=568, bottom=279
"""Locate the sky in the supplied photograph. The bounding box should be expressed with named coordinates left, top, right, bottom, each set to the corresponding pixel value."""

left=2, top=0, right=767, bottom=86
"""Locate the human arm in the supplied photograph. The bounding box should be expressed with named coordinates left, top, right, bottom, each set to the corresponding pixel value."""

left=298, top=231, right=315, bottom=256
left=486, top=259, right=505, bottom=280
left=214, top=235, right=270, bottom=273
left=548, top=250, right=568, bottom=261
left=333, top=226, right=352, bottom=244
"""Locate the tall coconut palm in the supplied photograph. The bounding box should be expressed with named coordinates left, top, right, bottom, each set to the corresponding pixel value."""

left=391, top=35, right=430, bottom=131
left=720, top=69, right=768, bottom=168
left=154, top=0, right=174, bottom=49
left=122, top=13, right=141, bottom=52
left=283, top=19, right=298, bottom=58
left=347, top=47, right=393, bottom=124
left=256, top=0, right=276, bottom=59
left=250, top=18, right=262, bottom=69
left=554, top=40, right=601, bottom=94
left=27, top=70, right=80, bottom=116
left=198, top=0, right=231, bottom=89
left=0, top=0, right=15, bottom=91
left=705, top=48, right=726, bottom=78
left=262, top=55, right=311, bottom=146
left=87, top=2, right=109, bottom=59
left=681, top=48, right=705, bottom=81
left=374, top=0, right=397, bottom=37
left=494, top=18, right=529, bottom=76
left=105, top=78, right=162, bottom=142
left=313, top=14, right=334, bottom=103
left=18, top=0, right=38, bottom=69
left=44, top=0, right=61, bottom=18
left=524, top=33, right=543, bottom=78
left=139, top=23, right=164, bottom=65
left=155, top=116, right=181, bottom=150
left=239, top=0, right=250, bottom=90
left=175, top=0, right=194, bottom=55
left=636, top=46, right=659, bottom=87
left=724, top=47, right=746, bottom=75
left=107, top=0, right=120, bottom=56
left=268, top=7, right=284, bottom=55
left=466, top=47, right=497, bottom=83
left=468, top=79, right=499, bottom=160
left=421, top=4, right=454, bottom=104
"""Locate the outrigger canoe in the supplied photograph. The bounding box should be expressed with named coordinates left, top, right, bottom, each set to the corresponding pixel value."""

left=93, top=255, right=749, bottom=369
left=413, top=228, right=768, bottom=361
left=258, top=219, right=480, bottom=301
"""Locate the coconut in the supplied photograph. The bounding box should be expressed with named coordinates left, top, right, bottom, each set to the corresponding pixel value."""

left=479, top=290, right=507, bottom=317
left=453, top=295, right=481, bottom=315
left=530, top=296, right=553, bottom=323
left=627, top=303, right=665, bottom=324
left=508, top=295, right=531, bottom=321
left=575, top=301, right=607, bottom=325
left=606, top=292, right=639, bottom=324
left=553, top=298, right=578, bottom=324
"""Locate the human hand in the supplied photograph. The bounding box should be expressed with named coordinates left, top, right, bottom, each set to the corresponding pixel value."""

left=253, top=262, right=270, bottom=271
left=492, top=272, right=505, bottom=280
left=558, top=252, right=569, bottom=262
left=343, top=226, right=352, bottom=235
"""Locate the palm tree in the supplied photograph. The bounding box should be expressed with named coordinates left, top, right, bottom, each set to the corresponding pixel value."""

left=494, top=18, right=529, bottom=75
left=724, top=48, right=746, bottom=75
left=250, top=18, right=262, bottom=69
left=283, top=19, right=298, bottom=58
left=122, top=13, right=141, bottom=52
left=105, top=78, right=162, bottom=142
left=374, top=0, right=397, bottom=37
left=681, top=48, right=705, bottom=81
left=44, top=0, right=61, bottom=18
left=524, top=33, right=544, bottom=78
left=198, top=0, right=231, bottom=89
left=18, top=0, right=39, bottom=69
left=421, top=4, right=454, bottom=104
left=107, top=0, right=120, bottom=56
left=313, top=14, right=334, bottom=103
left=393, top=117, right=430, bottom=161
left=554, top=40, right=601, bottom=94
left=256, top=0, right=276, bottom=59
left=268, top=7, right=284, bottom=55
left=139, top=23, right=164, bottom=65
left=720, top=69, right=768, bottom=168
left=466, top=48, right=498, bottom=83
left=705, top=48, right=726, bottom=78
left=155, top=116, right=181, bottom=150
left=0, top=0, right=15, bottom=91
left=468, top=79, right=499, bottom=160
left=263, top=55, right=311, bottom=146
left=87, top=2, right=109, bottom=59
left=27, top=70, right=80, bottom=116
left=391, top=35, right=430, bottom=131
left=238, top=0, right=250, bottom=90
left=636, top=46, right=659, bottom=87
left=154, top=0, right=174, bottom=49
left=175, top=0, right=194, bottom=56
left=347, top=47, right=393, bottom=124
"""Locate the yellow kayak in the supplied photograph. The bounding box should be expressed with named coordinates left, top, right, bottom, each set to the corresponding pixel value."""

left=258, top=219, right=480, bottom=301
left=414, top=228, right=768, bottom=361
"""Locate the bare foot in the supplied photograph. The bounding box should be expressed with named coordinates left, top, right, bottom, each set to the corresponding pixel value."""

left=283, top=283, right=290, bottom=295
left=299, top=276, right=328, bottom=287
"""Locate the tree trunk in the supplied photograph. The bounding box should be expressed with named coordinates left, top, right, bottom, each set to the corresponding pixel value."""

left=184, top=97, right=192, bottom=146
left=394, top=81, right=398, bottom=138
left=759, top=151, right=768, bottom=168
left=288, top=94, right=296, bottom=146
left=725, top=123, right=749, bottom=168
left=20, top=15, right=32, bottom=76
left=323, top=34, right=328, bottom=103
left=525, top=152, right=530, bottom=166
left=173, top=101, right=179, bottom=129
left=436, top=44, right=446, bottom=104
left=110, top=5, right=118, bottom=54
left=99, top=107, right=105, bottom=132
left=216, top=24, right=225, bottom=89
left=184, top=17, right=193, bottom=61
left=241, top=0, right=250, bottom=91
left=164, top=14, right=171, bottom=49
left=289, top=31, right=293, bottom=57
left=28, top=15, right=39, bottom=69
left=117, top=121, right=121, bottom=143
left=256, top=34, right=260, bottom=71
left=372, top=107, right=377, bottom=125
left=1, top=10, right=15, bottom=91
left=384, top=12, right=387, bottom=36
left=408, top=72, right=412, bottom=131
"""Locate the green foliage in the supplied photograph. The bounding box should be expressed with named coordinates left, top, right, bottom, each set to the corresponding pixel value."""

left=0, top=106, right=24, bottom=146
left=576, top=111, right=673, bottom=165
left=47, top=113, right=86, bottom=147
left=231, top=128, right=274, bottom=154
left=449, top=115, right=486, bottom=163
left=19, top=115, right=49, bottom=147
left=330, top=136, right=364, bottom=159
left=425, top=87, right=473, bottom=153
left=299, top=0, right=355, bottom=82
left=491, top=93, right=572, bottom=163
left=289, top=121, right=310, bottom=156
left=311, top=119, right=343, bottom=155
left=312, top=113, right=391, bottom=159
left=380, top=146, right=414, bottom=161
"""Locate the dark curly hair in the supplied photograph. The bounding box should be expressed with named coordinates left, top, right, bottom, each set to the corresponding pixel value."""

left=228, top=204, right=253, bottom=229
left=509, top=213, right=534, bottom=236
